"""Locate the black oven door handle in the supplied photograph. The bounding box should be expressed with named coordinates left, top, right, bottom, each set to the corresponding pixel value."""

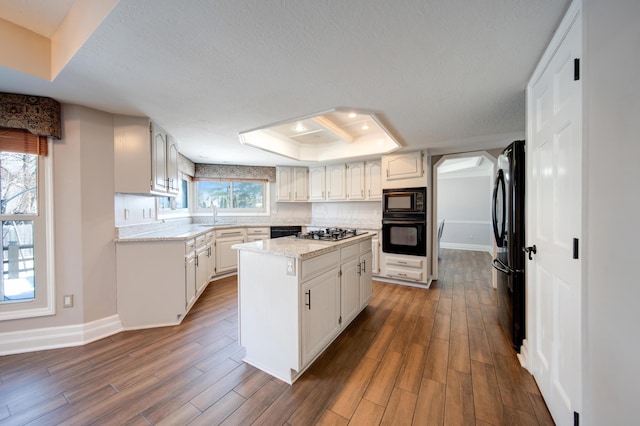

left=382, top=219, right=425, bottom=225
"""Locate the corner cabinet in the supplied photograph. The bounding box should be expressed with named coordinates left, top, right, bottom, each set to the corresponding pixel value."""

left=114, top=115, right=180, bottom=196
left=215, top=228, right=246, bottom=274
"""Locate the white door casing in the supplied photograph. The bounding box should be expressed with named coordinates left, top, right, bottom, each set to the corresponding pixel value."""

left=526, top=2, right=582, bottom=425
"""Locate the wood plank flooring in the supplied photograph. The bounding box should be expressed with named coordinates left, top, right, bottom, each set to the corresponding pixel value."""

left=0, top=249, right=555, bottom=425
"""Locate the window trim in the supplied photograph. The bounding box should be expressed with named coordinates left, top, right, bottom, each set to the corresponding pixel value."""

left=192, top=179, right=270, bottom=217
left=0, top=142, right=55, bottom=320
left=157, top=172, right=191, bottom=220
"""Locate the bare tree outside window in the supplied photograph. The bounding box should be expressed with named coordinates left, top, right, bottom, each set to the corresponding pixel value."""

left=0, top=153, right=37, bottom=302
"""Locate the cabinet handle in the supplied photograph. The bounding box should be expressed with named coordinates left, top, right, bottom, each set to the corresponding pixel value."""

left=195, top=255, right=199, bottom=267
left=357, top=262, right=362, bottom=276
left=305, top=290, right=311, bottom=309
left=397, top=261, right=407, bottom=264
left=362, top=260, right=366, bottom=273
left=368, top=189, right=370, bottom=197
left=397, top=273, right=407, bottom=277
left=361, top=189, right=363, bottom=197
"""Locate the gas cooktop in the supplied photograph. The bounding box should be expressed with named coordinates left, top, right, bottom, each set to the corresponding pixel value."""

left=295, top=228, right=367, bottom=241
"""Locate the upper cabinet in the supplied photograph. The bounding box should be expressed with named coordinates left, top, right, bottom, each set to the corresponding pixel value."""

left=307, top=160, right=381, bottom=202
left=114, top=115, right=180, bottom=196
left=365, top=160, right=382, bottom=200
left=381, top=151, right=427, bottom=189
left=276, top=166, right=308, bottom=202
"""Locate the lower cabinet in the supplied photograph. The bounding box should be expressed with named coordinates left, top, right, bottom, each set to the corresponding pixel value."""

left=382, top=252, right=428, bottom=283
left=301, top=268, right=341, bottom=366
left=215, top=228, right=246, bottom=274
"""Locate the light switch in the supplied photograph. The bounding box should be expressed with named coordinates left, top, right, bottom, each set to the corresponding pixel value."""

left=63, top=294, right=73, bottom=308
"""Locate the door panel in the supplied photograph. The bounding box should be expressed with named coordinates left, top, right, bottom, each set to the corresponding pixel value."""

left=528, top=8, right=582, bottom=426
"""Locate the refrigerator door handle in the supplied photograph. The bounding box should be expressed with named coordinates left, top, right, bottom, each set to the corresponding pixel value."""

left=492, top=257, right=512, bottom=275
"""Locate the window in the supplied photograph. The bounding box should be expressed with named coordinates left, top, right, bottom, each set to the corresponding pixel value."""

left=195, top=179, right=268, bottom=215
left=158, top=174, right=190, bottom=217
left=0, top=149, right=53, bottom=320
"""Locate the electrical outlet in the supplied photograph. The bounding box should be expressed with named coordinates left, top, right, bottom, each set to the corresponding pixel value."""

left=63, top=294, right=74, bottom=308
left=286, top=258, right=296, bottom=276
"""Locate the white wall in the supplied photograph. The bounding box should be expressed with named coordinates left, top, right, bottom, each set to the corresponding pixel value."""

left=437, top=174, right=493, bottom=251
left=583, top=0, right=640, bottom=423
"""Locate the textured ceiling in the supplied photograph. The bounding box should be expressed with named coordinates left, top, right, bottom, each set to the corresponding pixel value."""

left=0, top=0, right=570, bottom=166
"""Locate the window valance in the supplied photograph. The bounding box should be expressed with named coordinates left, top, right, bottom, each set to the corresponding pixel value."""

left=194, top=164, right=276, bottom=182
left=0, top=92, right=61, bottom=139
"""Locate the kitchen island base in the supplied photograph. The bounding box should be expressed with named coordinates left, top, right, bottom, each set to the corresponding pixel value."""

left=235, top=235, right=372, bottom=384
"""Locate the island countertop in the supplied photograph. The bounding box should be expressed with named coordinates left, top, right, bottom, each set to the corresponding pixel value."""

left=232, top=233, right=372, bottom=260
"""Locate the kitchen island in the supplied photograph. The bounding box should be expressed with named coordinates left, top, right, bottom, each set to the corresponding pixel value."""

left=233, top=233, right=373, bottom=384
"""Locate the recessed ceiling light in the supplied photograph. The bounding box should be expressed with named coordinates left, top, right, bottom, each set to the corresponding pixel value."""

left=348, top=112, right=357, bottom=118
left=294, top=122, right=306, bottom=132
left=362, top=124, right=369, bottom=130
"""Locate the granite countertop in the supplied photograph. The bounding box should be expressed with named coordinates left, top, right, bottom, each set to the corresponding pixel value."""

left=115, top=224, right=243, bottom=242
left=232, top=233, right=373, bottom=260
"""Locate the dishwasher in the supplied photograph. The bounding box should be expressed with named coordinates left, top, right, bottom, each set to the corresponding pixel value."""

left=270, top=225, right=302, bottom=239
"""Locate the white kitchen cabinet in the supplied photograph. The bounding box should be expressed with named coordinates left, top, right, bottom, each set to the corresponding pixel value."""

left=195, top=237, right=209, bottom=296
left=185, top=240, right=197, bottom=310
left=215, top=228, right=246, bottom=273
left=205, top=231, right=215, bottom=280
left=382, top=252, right=428, bottom=284
left=381, top=151, right=426, bottom=189
left=276, top=166, right=308, bottom=201
left=340, top=243, right=361, bottom=325
left=346, top=162, right=365, bottom=200
left=245, top=227, right=270, bottom=242
left=359, top=240, right=373, bottom=307
left=371, top=234, right=381, bottom=275
left=301, top=267, right=341, bottom=366
left=114, top=115, right=180, bottom=196
left=326, top=164, right=347, bottom=200
left=365, top=160, right=382, bottom=200
left=308, top=166, right=326, bottom=201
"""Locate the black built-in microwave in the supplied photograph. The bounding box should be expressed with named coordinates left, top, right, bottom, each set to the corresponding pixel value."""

left=382, top=187, right=426, bottom=219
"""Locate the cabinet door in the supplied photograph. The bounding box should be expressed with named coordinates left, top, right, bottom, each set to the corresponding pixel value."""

left=360, top=251, right=373, bottom=307
left=301, top=268, right=341, bottom=366
left=383, top=151, right=423, bottom=181
left=166, top=136, right=180, bottom=195
left=346, top=162, right=365, bottom=200
left=206, top=241, right=216, bottom=280
left=371, top=237, right=380, bottom=275
left=341, top=258, right=361, bottom=325
left=326, top=164, right=347, bottom=200
left=216, top=237, right=243, bottom=273
left=308, top=166, right=326, bottom=201
left=196, top=245, right=209, bottom=295
left=276, top=167, right=292, bottom=201
left=151, top=124, right=168, bottom=193
left=293, top=167, right=308, bottom=201
left=185, top=253, right=196, bottom=309
left=365, top=161, right=382, bottom=200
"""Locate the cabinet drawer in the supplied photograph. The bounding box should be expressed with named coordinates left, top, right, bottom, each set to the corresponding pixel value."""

left=215, top=228, right=245, bottom=238
left=340, top=243, right=359, bottom=262
left=385, top=255, right=424, bottom=269
left=246, top=227, right=269, bottom=235
left=301, top=250, right=340, bottom=282
left=386, top=267, right=423, bottom=282
left=195, top=234, right=207, bottom=248
left=205, top=231, right=215, bottom=244
left=185, top=239, right=196, bottom=253
left=359, top=239, right=372, bottom=253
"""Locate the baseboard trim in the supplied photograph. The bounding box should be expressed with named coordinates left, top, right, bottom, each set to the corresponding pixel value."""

left=0, top=315, right=123, bottom=356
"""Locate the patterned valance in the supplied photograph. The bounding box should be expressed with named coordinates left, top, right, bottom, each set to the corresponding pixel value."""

left=195, top=163, right=276, bottom=181
left=0, top=92, right=61, bottom=139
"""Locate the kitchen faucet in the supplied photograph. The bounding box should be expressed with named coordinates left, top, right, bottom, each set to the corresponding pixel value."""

left=212, top=203, right=217, bottom=225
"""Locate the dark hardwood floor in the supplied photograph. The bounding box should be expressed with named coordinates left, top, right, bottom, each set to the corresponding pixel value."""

left=0, top=249, right=554, bottom=425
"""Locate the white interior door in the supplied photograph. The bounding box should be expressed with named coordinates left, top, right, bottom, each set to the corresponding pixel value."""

left=527, top=6, right=582, bottom=426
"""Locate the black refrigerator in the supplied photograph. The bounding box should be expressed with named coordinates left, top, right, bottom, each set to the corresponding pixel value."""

left=491, top=140, right=526, bottom=351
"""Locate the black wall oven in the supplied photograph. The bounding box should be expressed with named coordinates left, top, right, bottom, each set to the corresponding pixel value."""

left=382, top=187, right=427, bottom=256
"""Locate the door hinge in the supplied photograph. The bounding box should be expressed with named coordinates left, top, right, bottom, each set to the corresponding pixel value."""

left=573, top=238, right=579, bottom=259
left=574, top=411, right=580, bottom=426
left=574, top=58, right=580, bottom=81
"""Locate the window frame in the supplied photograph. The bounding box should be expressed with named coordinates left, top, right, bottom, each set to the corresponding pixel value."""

left=192, top=178, right=270, bottom=217
left=157, top=172, right=191, bottom=220
left=0, top=143, right=55, bottom=320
